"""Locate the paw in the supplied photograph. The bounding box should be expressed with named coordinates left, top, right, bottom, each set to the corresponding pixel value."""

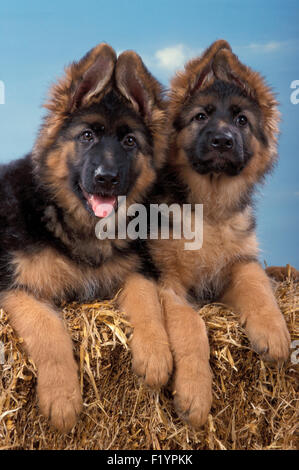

left=241, top=310, right=291, bottom=363
left=38, top=363, right=82, bottom=432
left=130, top=330, right=173, bottom=388
left=173, top=367, right=212, bottom=428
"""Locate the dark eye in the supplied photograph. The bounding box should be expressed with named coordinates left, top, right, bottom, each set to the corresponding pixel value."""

left=79, top=130, right=94, bottom=143
left=122, top=134, right=137, bottom=148
left=194, top=112, right=207, bottom=122
left=236, top=115, right=248, bottom=126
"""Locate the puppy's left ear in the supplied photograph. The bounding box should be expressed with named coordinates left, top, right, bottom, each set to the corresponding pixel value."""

left=45, top=43, right=117, bottom=115
left=116, top=51, right=164, bottom=121
left=211, top=48, right=256, bottom=98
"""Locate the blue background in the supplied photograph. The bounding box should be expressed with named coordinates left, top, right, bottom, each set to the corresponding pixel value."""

left=0, top=0, right=298, bottom=266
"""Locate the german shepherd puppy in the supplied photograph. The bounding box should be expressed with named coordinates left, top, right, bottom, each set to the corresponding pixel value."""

left=147, top=40, right=291, bottom=427
left=0, top=44, right=170, bottom=431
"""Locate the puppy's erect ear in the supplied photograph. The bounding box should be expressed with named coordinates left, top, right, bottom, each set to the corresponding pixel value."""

left=70, top=44, right=116, bottom=109
left=46, top=43, right=116, bottom=114
left=189, top=39, right=232, bottom=93
left=115, top=50, right=164, bottom=121
left=210, top=47, right=256, bottom=97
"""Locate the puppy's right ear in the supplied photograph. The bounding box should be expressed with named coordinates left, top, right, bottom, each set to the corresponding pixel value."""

left=115, top=50, right=165, bottom=122
left=46, top=43, right=117, bottom=114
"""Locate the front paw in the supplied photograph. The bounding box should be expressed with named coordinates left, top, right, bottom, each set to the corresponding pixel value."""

left=38, top=362, right=82, bottom=432
left=130, top=330, right=173, bottom=388
left=173, top=365, right=212, bottom=428
left=241, top=309, right=291, bottom=363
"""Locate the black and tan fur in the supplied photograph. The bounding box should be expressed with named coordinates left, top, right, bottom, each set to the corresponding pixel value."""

left=141, top=40, right=291, bottom=428
left=0, top=44, right=170, bottom=431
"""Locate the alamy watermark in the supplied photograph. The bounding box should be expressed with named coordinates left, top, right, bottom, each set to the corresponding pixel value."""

left=0, top=340, right=14, bottom=365
left=0, top=341, right=4, bottom=364
left=290, top=80, right=299, bottom=104
left=95, top=197, right=203, bottom=250
left=1, top=339, right=298, bottom=365
left=0, top=80, right=5, bottom=104
left=290, top=340, right=299, bottom=365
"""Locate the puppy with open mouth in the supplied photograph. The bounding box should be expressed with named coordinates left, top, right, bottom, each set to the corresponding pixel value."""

left=0, top=43, right=170, bottom=432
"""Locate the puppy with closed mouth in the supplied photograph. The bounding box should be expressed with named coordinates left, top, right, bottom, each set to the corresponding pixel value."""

left=147, top=40, right=291, bottom=428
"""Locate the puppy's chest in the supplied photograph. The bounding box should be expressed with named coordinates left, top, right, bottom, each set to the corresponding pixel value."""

left=154, top=211, right=258, bottom=295
left=177, top=222, right=244, bottom=279
left=12, top=244, right=138, bottom=303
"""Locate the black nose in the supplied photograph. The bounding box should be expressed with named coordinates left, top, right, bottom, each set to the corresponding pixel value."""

left=94, top=167, right=120, bottom=188
left=210, top=132, right=234, bottom=152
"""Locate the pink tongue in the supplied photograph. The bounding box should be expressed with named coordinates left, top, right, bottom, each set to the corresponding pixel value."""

left=88, top=195, right=116, bottom=218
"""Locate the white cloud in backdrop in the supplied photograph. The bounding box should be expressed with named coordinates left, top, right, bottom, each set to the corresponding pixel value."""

left=117, top=40, right=296, bottom=83
left=242, top=40, right=288, bottom=53
left=148, top=40, right=290, bottom=76
left=155, top=44, right=191, bottom=70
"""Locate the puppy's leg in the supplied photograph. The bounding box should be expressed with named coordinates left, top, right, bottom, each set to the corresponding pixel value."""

left=119, top=273, right=173, bottom=388
left=1, top=290, right=82, bottom=432
left=161, top=287, right=212, bottom=428
left=222, top=261, right=291, bottom=362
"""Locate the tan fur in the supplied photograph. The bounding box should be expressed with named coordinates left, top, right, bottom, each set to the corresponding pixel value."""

left=160, top=287, right=212, bottom=427
left=149, top=40, right=290, bottom=428
left=221, top=262, right=290, bottom=362
left=12, top=246, right=139, bottom=302
left=151, top=207, right=258, bottom=294
left=0, top=290, right=82, bottom=432
left=118, top=274, right=173, bottom=388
